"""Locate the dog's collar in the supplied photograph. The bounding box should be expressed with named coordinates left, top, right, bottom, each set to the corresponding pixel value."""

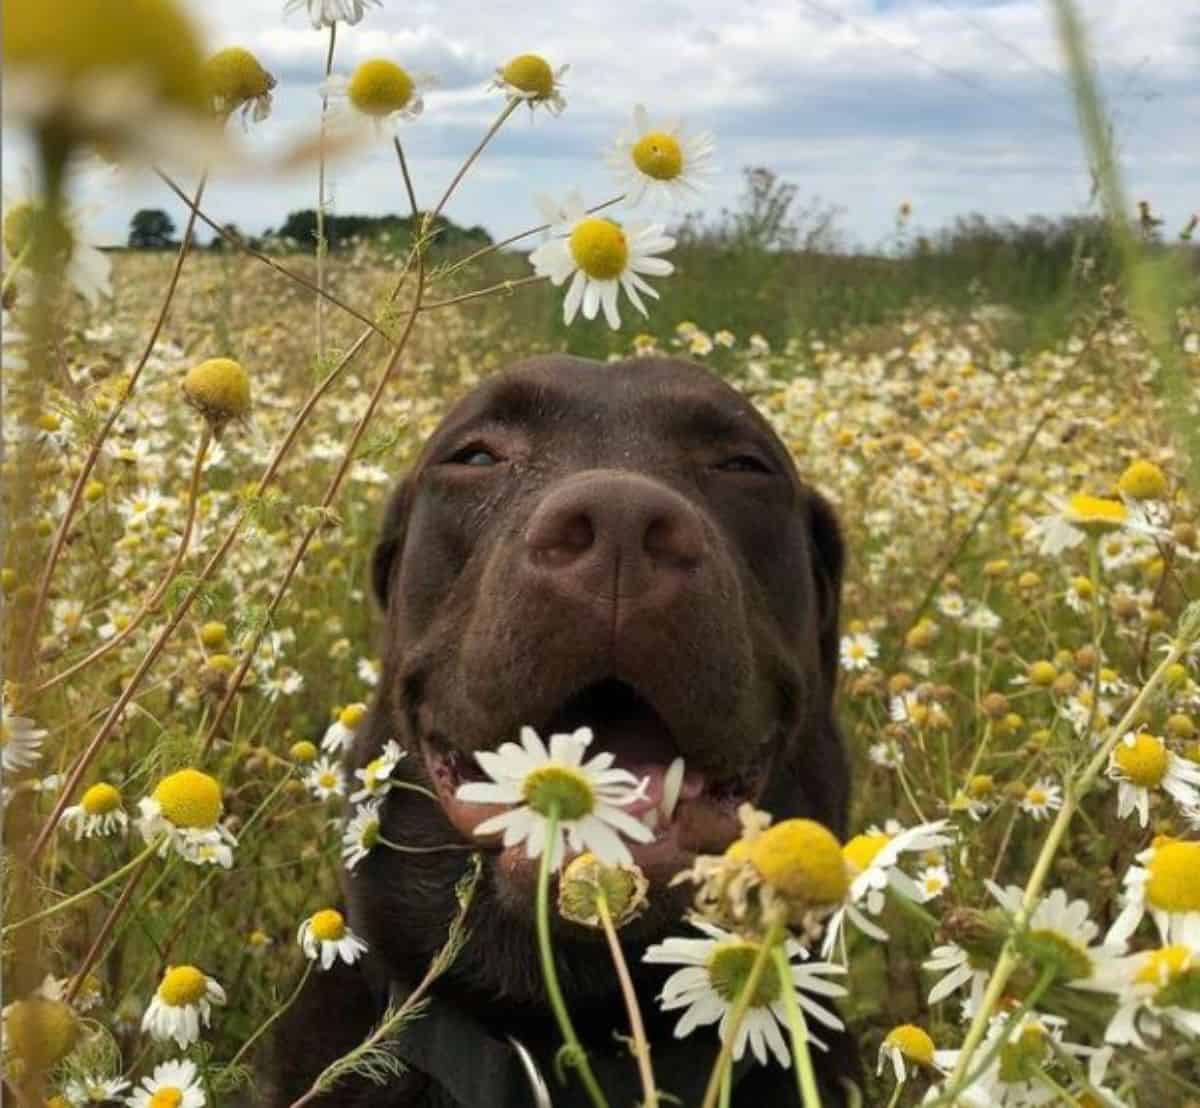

left=382, top=980, right=757, bottom=1108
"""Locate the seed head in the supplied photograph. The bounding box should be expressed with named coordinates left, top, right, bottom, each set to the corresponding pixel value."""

left=182, top=357, right=251, bottom=431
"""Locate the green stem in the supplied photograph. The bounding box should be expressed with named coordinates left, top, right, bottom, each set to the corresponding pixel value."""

left=771, top=945, right=823, bottom=1108
left=228, top=960, right=315, bottom=1071
left=2, top=838, right=160, bottom=936
left=883, top=1080, right=905, bottom=1108
left=535, top=805, right=609, bottom=1108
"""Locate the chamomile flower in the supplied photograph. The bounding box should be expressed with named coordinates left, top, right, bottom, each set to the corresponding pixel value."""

left=126, top=1057, right=206, bottom=1108
left=915, top=864, right=950, bottom=902
left=60, top=782, right=128, bottom=839
left=298, top=908, right=368, bottom=969
left=3, top=199, right=112, bottom=306
left=529, top=191, right=674, bottom=330
left=305, top=757, right=347, bottom=801
left=141, top=965, right=225, bottom=1049
left=1, top=709, right=45, bottom=772
left=203, top=46, right=276, bottom=126
left=64, top=1075, right=130, bottom=1104
left=1028, top=493, right=1166, bottom=558
left=491, top=54, right=567, bottom=114
left=136, top=768, right=237, bottom=868
left=1107, top=730, right=1200, bottom=827
left=1107, top=838, right=1200, bottom=945
left=321, top=60, right=429, bottom=133
left=839, top=631, right=879, bottom=672
left=821, top=820, right=955, bottom=958
left=322, top=702, right=366, bottom=754
left=284, top=0, right=380, bottom=29
left=606, top=104, right=715, bottom=207
left=454, top=725, right=652, bottom=870
left=987, top=881, right=1111, bottom=985
left=643, top=918, right=847, bottom=1067
left=342, top=798, right=382, bottom=871
left=924, top=942, right=989, bottom=1016
left=349, top=740, right=404, bottom=803
left=877, top=1023, right=942, bottom=1084
left=1020, top=777, right=1062, bottom=820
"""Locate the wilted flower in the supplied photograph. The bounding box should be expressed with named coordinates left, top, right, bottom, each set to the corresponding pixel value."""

left=298, top=908, right=368, bottom=969
left=491, top=54, right=567, bottom=114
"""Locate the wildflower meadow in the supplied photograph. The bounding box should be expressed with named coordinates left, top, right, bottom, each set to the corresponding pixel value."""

left=2, top=1, right=1199, bottom=1106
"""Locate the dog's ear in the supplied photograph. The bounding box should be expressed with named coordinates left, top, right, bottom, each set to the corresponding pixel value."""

left=806, top=488, right=845, bottom=686
left=371, top=478, right=414, bottom=610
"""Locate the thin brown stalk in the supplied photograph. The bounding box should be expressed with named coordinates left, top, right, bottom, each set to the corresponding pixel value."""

left=430, top=99, right=520, bottom=222
left=596, top=897, right=658, bottom=1108
left=420, top=274, right=547, bottom=312
left=21, top=173, right=209, bottom=672
left=316, top=21, right=337, bottom=356
left=34, top=427, right=212, bottom=694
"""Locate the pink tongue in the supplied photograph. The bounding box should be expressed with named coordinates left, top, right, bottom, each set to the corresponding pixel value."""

left=620, top=761, right=705, bottom=816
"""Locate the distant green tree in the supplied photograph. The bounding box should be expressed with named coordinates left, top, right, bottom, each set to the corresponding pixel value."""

left=128, top=208, right=177, bottom=250
left=277, top=209, right=492, bottom=252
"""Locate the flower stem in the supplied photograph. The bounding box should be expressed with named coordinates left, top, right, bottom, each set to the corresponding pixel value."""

left=700, top=919, right=787, bottom=1108
left=596, top=894, right=658, bottom=1108
left=535, top=805, right=609, bottom=1108
left=771, top=944, right=823, bottom=1108
left=228, top=960, right=315, bottom=1071
left=316, top=21, right=337, bottom=358
left=3, top=838, right=159, bottom=937
left=883, top=1080, right=905, bottom=1108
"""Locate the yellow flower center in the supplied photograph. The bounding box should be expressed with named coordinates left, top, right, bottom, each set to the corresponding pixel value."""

left=1146, top=842, right=1200, bottom=912
left=199, top=621, right=227, bottom=649
left=748, top=818, right=849, bottom=904
left=310, top=908, right=347, bottom=942
left=568, top=218, right=628, bottom=280
left=81, top=782, right=122, bottom=816
left=363, top=757, right=386, bottom=789
left=521, top=765, right=594, bottom=820
left=706, top=941, right=780, bottom=1007
left=632, top=130, right=684, bottom=181
left=501, top=54, right=555, bottom=99
left=1113, top=732, right=1169, bottom=787
left=153, top=768, right=222, bottom=829
left=884, top=1024, right=935, bottom=1066
left=347, top=59, right=414, bottom=116
left=968, top=774, right=995, bottom=799
left=149, top=1088, right=183, bottom=1108
left=182, top=357, right=251, bottom=425
left=290, top=740, right=318, bottom=764
left=203, top=46, right=274, bottom=113
left=1027, top=661, right=1058, bottom=687
left=317, top=770, right=338, bottom=790
left=158, top=965, right=207, bottom=1007
left=1117, top=459, right=1167, bottom=500
left=339, top=703, right=367, bottom=728
left=1065, top=494, right=1127, bottom=531
left=359, top=817, right=380, bottom=850
left=1026, top=787, right=1048, bottom=806
left=842, top=832, right=891, bottom=874
left=1134, top=944, right=1191, bottom=987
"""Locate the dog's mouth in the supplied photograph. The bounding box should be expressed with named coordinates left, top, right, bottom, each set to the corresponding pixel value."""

left=420, top=678, right=770, bottom=881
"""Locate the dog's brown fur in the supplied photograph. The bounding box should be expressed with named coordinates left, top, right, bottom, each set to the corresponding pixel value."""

left=269, top=356, right=855, bottom=1106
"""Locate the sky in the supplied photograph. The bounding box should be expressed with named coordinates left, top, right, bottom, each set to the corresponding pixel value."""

left=4, top=0, right=1198, bottom=250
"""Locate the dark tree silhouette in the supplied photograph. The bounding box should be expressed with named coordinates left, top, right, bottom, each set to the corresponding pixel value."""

left=128, top=209, right=177, bottom=250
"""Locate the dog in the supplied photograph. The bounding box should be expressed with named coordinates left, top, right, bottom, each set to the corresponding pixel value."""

left=269, top=355, right=855, bottom=1106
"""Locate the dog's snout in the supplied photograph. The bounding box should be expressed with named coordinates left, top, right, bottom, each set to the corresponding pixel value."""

left=524, top=471, right=704, bottom=605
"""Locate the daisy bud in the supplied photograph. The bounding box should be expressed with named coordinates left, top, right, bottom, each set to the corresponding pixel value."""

left=981, top=692, right=1009, bottom=720
left=558, top=852, right=649, bottom=929
left=290, top=739, right=319, bottom=764
left=748, top=818, right=848, bottom=906
left=2, top=997, right=77, bottom=1074
left=1016, top=571, right=1041, bottom=590
left=1166, top=714, right=1195, bottom=740
left=1027, top=661, right=1058, bottom=687
left=199, top=621, right=227, bottom=650
left=182, top=357, right=251, bottom=433
left=152, top=768, right=222, bottom=829
left=1117, top=459, right=1168, bottom=500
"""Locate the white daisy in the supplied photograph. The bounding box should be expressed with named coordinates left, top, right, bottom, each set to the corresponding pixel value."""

left=1027, top=493, right=1167, bottom=558
left=1107, top=730, right=1200, bottom=827
left=298, top=908, right=369, bottom=970
left=126, top=1058, right=206, bottom=1108
left=491, top=54, right=568, bottom=115
left=141, top=965, right=225, bottom=1049
left=915, top=864, right=950, bottom=902
left=986, top=881, right=1113, bottom=985
left=322, top=702, right=366, bottom=754
left=349, top=740, right=405, bottom=803
left=65, top=1075, right=131, bottom=1104
left=606, top=104, right=715, bottom=207
left=284, top=0, right=380, bottom=29
left=305, top=757, right=347, bottom=801
left=321, top=60, right=430, bottom=134
left=342, top=798, right=382, bottom=871
left=1107, top=838, right=1200, bottom=945
left=136, top=769, right=237, bottom=869
left=2, top=198, right=112, bottom=306
left=643, top=918, right=847, bottom=1067
left=924, top=942, right=989, bottom=1017
left=1019, top=777, right=1062, bottom=821
left=876, top=1023, right=944, bottom=1084
left=454, top=725, right=652, bottom=871
left=60, top=781, right=129, bottom=840
left=868, top=740, right=903, bottom=770
left=357, top=657, right=380, bottom=687
left=821, top=820, right=955, bottom=959
left=1, top=710, right=46, bottom=772
left=528, top=191, right=674, bottom=330
left=839, top=631, right=879, bottom=672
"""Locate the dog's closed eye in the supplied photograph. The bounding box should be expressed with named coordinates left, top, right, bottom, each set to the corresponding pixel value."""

left=713, top=453, right=774, bottom=475
left=443, top=443, right=503, bottom=467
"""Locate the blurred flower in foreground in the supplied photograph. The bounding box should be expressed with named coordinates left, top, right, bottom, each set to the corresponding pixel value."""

left=322, top=59, right=430, bottom=133
left=2, top=0, right=224, bottom=167
left=1027, top=493, right=1164, bottom=558
left=284, top=0, right=380, bottom=29
left=1, top=707, right=45, bottom=772
left=298, top=908, right=369, bottom=969
left=64, top=1075, right=130, bottom=1104
left=530, top=191, right=674, bottom=329
left=142, top=965, right=225, bottom=1048
left=203, top=47, right=277, bottom=126
left=492, top=53, right=567, bottom=115
left=607, top=104, right=715, bottom=207
left=1107, top=837, right=1200, bottom=945
left=3, top=199, right=112, bottom=306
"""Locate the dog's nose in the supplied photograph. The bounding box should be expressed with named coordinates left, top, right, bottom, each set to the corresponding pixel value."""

left=524, top=471, right=704, bottom=605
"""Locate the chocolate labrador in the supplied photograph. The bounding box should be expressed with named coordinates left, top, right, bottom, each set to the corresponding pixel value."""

left=269, top=355, right=855, bottom=1106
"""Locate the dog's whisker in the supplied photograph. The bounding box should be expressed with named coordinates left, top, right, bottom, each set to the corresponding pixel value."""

left=661, top=756, right=685, bottom=821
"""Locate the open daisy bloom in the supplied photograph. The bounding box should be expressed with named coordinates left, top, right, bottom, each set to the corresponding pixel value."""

left=607, top=104, right=715, bottom=207
left=321, top=59, right=430, bottom=134
left=141, top=965, right=225, bottom=1049
left=491, top=53, right=568, bottom=115
left=1, top=708, right=46, bottom=772
left=127, top=1058, right=207, bottom=1108
left=1107, top=837, right=1200, bottom=945
left=1107, top=730, right=1200, bottom=827
left=350, top=739, right=405, bottom=803
left=453, top=724, right=655, bottom=871
left=284, top=0, right=380, bottom=29
left=298, top=908, right=369, bottom=969
left=64, top=1075, right=130, bottom=1104
left=1027, top=492, right=1167, bottom=558
left=322, top=702, right=367, bottom=754
left=136, top=768, right=238, bottom=868
left=60, top=781, right=128, bottom=839
left=342, top=797, right=382, bottom=871
left=644, top=918, right=847, bottom=1067
left=529, top=191, right=675, bottom=329
left=876, top=1023, right=942, bottom=1084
